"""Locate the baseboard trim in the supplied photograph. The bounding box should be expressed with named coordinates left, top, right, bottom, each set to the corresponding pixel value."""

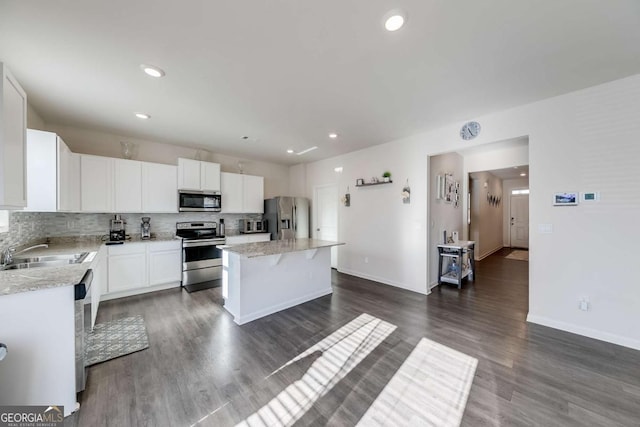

left=476, top=245, right=505, bottom=261
left=338, top=268, right=429, bottom=295
left=526, top=314, right=640, bottom=351
left=101, top=282, right=180, bottom=301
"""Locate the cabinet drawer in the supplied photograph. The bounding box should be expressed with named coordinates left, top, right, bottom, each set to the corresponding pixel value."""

left=147, top=240, right=181, bottom=252
left=108, top=242, right=146, bottom=256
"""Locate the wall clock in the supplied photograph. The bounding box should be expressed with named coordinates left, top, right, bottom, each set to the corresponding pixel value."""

left=460, top=121, right=481, bottom=140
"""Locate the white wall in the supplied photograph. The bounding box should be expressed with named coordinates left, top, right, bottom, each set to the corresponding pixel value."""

left=296, top=73, right=640, bottom=350
left=502, top=178, right=529, bottom=246
left=469, top=171, right=503, bottom=260
left=303, top=138, right=428, bottom=294
left=428, top=153, right=464, bottom=286
left=26, top=103, right=45, bottom=130
left=44, top=124, right=290, bottom=198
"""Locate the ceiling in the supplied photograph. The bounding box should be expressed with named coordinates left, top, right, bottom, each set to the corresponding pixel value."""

left=1, top=1, right=639, bottom=165
left=473, top=166, right=530, bottom=181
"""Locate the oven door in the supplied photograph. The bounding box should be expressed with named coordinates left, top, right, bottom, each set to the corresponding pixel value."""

left=179, top=191, right=222, bottom=212
left=182, top=239, right=224, bottom=270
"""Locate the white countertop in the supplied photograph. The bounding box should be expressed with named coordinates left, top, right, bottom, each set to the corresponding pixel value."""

left=222, top=238, right=344, bottom=258
left=0, top=235, right=179, bottom=296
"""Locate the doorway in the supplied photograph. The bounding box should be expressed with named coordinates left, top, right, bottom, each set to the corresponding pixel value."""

left=313, top=184, right=338, bottom=268
left=510, top=193, right=529, bottom=248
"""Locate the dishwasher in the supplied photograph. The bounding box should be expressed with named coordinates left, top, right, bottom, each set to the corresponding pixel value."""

left=74, top=269, right=93, bottom=393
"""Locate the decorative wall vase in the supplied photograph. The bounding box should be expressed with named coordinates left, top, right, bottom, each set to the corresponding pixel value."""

left=402, top=180, right=411, bottom=204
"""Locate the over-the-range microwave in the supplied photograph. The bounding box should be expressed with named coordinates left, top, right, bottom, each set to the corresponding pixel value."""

left=178, top=190, right=221, bottom=212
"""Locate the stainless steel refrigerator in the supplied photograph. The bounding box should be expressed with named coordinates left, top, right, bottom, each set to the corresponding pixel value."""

left=264, top=197, right=310, bottom=240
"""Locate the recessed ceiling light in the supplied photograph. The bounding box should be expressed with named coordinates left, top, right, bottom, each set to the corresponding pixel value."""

left=334, top=167, right=343, bottom=173
left=520, top=173, right=527, bottom=177
left=135, top=112, right=150, bottom=119
left=140, top=64, right=165, bottom=78
left=287, top=149, right=294, bottom=154
left=296, top=146, right=318, bottom=155
left=329, top=133, right=338, bottom=139
left=384, top=11, right=406, bottom=32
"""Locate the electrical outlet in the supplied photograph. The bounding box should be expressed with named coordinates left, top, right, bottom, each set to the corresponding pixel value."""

left=364, top=257, right=369, bottom=264
left=579, top=297, right=590, bottom=311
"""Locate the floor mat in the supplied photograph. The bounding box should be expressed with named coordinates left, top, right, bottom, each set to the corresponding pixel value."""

left=505, top=250, right=529, bottom=261
left=85, top=315, right=149, bottom=366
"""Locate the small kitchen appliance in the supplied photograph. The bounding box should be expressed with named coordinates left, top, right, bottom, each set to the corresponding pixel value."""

left=141, top=217, right=151, bottom=240
left=239, top=219, right=267, bottom=234
left=218, top=218, right=225, bottom=237
left=109, top=215, right=126, bottom=241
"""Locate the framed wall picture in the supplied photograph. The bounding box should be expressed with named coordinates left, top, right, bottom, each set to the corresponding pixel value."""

left=553, top=191, right=578, bottom=206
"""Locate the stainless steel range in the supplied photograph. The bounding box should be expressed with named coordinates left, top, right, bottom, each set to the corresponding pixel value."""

left=176, top=222, right=226, bottom=293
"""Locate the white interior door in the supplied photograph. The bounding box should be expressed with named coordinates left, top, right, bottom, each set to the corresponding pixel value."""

left=314, top=185, right=338, bottom=268
left=510, top=194, right=529, bottom=248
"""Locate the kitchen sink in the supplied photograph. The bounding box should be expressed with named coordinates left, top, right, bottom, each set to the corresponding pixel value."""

left=1, top=252, right=90, bottom=271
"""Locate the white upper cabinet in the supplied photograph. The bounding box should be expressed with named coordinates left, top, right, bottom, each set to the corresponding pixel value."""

left=0, top=63, right=27, bottom=209
left=221, top=172, right=243, bottom=213
left=221, top=172, right=264, bottom=213
left=243, top=174, right=264, bottom=213
left=25, top=129, right=79, bottom=212
left=178, top=158, right=201, bottom=190
left=201, top=161, right=221, bottom=192
left=80, top=154, right=113, bottom=212
left=142, top=162, right=177, bottom=213
left=113, top=158, right=143, bottom=212
left=178, top=158, right=220, bottom=191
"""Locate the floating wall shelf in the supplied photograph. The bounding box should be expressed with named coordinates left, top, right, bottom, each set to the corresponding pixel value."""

left=355, top=180, right=393, bottom=187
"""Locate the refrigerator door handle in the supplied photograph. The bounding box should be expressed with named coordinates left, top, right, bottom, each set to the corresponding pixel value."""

left=293, top=205, right=297, bottom=231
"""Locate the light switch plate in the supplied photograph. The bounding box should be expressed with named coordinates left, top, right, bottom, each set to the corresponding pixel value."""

left=582, top=191, right=600, bottom=202
left=538, top=224, right=553, bottom=234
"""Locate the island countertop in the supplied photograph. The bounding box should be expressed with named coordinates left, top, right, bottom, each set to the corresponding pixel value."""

left=222, top=238, right=344, bottom=258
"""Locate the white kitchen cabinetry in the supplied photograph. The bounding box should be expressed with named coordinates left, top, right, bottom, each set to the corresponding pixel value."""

left=225, top=233, right=270, bottom=244
left=80, top=154, right=113, bottom=212
left=107, top=242, right=147, bottom=293
left=243, top=174, right=264, bottom=213
left=103, top=240, right=182, bottom=300
left=178, top=158, right=220, bottom=191
left=113, top=158, right=143, bottom=212
left=0, top=63, right=27, bottom=209
left=148, top=240, right=182, bottom=286
left=142, top=162, right=178, bottom=213
left=25, top=129, right=80, bottom=212
left=221, top=172, right=264, bottom=213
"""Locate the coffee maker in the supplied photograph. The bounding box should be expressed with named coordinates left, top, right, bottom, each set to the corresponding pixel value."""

left=109, top=215, right=126, bottom=241
left=141, top=217, right=151, bottom=240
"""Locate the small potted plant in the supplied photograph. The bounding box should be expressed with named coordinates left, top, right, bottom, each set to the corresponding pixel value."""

left=382, top=171, right=392, bottom=182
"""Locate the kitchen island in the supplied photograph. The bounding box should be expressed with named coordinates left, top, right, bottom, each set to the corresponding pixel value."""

left=222, top=238, right=344, bottom=325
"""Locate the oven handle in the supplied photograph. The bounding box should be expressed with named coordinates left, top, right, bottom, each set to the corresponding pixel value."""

left=183, top=239, right=226, bottom=248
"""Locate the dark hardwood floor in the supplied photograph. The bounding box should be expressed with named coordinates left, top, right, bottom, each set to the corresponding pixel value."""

left=66, top=249, right=640, bottom=426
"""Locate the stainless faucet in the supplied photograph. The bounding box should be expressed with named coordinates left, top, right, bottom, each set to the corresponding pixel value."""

left=2, top=244, right=49, bottom=266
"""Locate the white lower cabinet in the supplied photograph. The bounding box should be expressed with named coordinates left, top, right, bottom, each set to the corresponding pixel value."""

left=103, top=240, right=181, bottom=299
left=107, top=242, right=147, bottom=293
left=148, top=240, right=182, bottom=286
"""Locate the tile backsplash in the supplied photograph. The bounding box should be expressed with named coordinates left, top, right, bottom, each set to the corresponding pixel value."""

left=0, top=212, right=48, bottom=254
left=1, top=211, right=262, bottom=254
